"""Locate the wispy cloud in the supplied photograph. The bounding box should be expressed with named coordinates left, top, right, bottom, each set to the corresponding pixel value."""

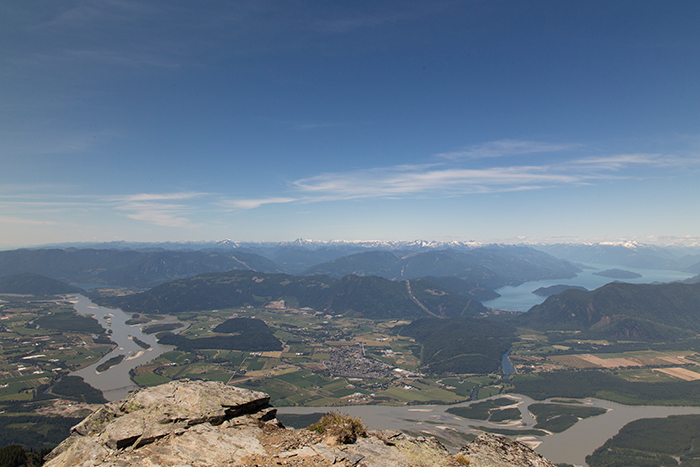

left=0, top=216, right=56, bottom=226
left=255, top=116, right=362, bottom=132
left=316, top=12, right=407, bottom=34
left=227, top=140, right=697, bottom=209
left=0, top=191, right=103, bottom=215
left=4, top=141, right=695, bottom=229
left=292, top=164, right=580, bottom=199
left=295, top=122, right=353, bottom=131
left=567, top=153, right=692, bottom=170
left=41, top=0, right=157, bottom=29
left=437, top=140, right=576, bottom=160
left=313, top=4, right=444, bottom=36
left=119, top=192, right=204, bottom=202
left=49, top=48, right=180, bottom=68
left=0, top=130, right=116, bottom=157
left=223, top=197, right=298, bottom=210
left=117, top=203, right=192, bottom=228
left=0, top=190, right=207, bottom=229
left=112, top=192, right=205, bottom=228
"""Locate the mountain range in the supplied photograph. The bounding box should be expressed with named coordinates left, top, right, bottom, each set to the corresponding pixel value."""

left=4, top=242, right=700, bottom=346
left=536, top=242, right=700, bottom=272
left=302, top=247, right=580, bottom=288
left=5, top=263, right=700, bottom=348
left=99, top=270, right=488, bottom=320
left=0, top=245, right=580, bottom=294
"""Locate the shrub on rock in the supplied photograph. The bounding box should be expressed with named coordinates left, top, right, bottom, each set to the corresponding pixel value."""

left=307, top=411, right=367, bottom=445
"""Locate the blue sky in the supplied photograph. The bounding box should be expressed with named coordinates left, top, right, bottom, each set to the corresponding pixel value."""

left=1, top=1, right=699, bottom=247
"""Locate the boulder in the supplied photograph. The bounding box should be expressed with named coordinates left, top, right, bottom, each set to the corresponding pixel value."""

left=44, top=379, right=273, bottom=466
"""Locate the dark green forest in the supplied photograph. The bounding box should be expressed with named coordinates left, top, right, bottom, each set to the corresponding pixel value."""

left=587, top=415, right=700, bottom=467
left=396, top=318, right=516, bottom=374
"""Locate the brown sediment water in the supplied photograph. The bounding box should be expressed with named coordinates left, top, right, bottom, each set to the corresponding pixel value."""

left=278, top=395, right=700, bottom=467
left=70, top=295, right=183, bottom=401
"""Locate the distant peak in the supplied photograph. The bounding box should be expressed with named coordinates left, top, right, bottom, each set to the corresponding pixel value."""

left=216, top=239, right=239, bottom=247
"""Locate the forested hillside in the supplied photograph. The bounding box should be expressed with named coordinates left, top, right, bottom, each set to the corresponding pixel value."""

left=515, top=282, right=700, bottom=341
left=0, top=249, right=280, bottom=288
left=99, top=270, right=487, bottom=319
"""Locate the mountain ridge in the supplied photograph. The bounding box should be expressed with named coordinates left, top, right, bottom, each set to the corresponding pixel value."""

left=0, top=249, right=280, bottom=288
left=303, top=247, right=580, bottom=289
left=101, top=270, right=488, bottom=319
left=0, top=273, right=84, bottom=295
left=515, top=281, right=700, bottom=341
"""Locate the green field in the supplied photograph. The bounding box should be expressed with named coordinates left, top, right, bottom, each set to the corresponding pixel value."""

left=0, top=300, right=115, bottom=402
left=121, top=307, right=510, bottom=406
left=132, top=373, right=170, bottom=386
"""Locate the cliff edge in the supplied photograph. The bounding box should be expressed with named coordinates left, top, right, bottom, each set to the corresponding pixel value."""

left=44, top=379, right=555, bottom=467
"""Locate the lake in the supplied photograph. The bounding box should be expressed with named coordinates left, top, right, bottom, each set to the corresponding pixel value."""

left=484, top=263, right=696, bottom=311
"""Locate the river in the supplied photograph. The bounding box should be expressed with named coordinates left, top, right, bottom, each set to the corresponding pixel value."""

left=277, top=395, right=700, bottom=467
left=69, top=295, right=184, bottom=401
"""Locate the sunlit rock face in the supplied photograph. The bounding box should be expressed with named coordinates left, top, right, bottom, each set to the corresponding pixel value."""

left=45, top=379, right=556, bottom=467
left=461, top=433, right=557, bottom=467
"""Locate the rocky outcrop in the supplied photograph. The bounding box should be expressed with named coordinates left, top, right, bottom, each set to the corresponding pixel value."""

left=460, top=433, right=556, bottom=467
left=45, top=379, right=556, bottom=467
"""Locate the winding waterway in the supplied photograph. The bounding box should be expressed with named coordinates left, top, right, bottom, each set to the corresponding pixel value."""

left=278, top=396, right=700, bottom=467
left=69, top=295, right=183, bottom=401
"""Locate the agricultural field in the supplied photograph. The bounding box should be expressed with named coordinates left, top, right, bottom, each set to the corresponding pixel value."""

left=508, top=327, right=700, bottom=389
left=0, top=295, right=115, bottom=402
left=127, top=303, right=700, bottom=408
left=128, top=306, right=507, bottom=406
left=0, top=294, right=114, bottom=452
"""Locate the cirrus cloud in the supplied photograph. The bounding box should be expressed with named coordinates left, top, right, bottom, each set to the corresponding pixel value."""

left=225, top=140, right=698, bottom=209
left=112, top=192, right=206, bottom=228
left=436, top=139, right=578, bottom=160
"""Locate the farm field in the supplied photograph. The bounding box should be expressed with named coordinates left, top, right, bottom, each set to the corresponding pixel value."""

left=126, top=306, right=507, bottom=406
left=0, top=295, right=116, bottom=402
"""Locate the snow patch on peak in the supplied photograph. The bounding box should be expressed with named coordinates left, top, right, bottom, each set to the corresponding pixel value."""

left=216, top=239, right=239, bottom=248
left=599, top=240, right=641, bottom=248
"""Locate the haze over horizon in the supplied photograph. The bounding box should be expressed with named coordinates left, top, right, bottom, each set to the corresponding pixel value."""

left=8, top=236, right=700, bottom=252
left=2, top=1, right=699, bottom=249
